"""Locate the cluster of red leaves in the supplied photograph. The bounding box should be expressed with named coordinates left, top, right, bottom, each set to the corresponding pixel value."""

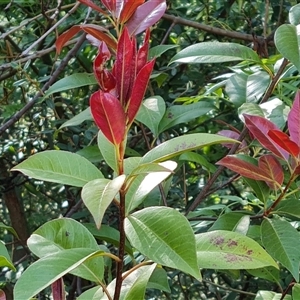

left=90, top=28, right=155, bottom=145
left=218, top=92, right=300, bottom=190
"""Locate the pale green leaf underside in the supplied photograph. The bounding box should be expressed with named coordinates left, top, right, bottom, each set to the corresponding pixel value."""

left=59, top=107, right=93, bottom=129
left=12, top=150, right=103, bottom=187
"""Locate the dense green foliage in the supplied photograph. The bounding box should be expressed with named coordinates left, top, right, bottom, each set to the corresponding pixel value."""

left=1, top=0, right=300, bottom=299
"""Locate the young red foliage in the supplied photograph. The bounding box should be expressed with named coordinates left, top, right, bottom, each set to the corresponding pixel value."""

left=268, top=130, right=300, bottom=157
left=119, top=0, right=145, bottom=23
left=78, top=0, right=108, bottom=15
left=90, top=91, right=126, bottom=145
left=288, top=91, right=300, bottom=146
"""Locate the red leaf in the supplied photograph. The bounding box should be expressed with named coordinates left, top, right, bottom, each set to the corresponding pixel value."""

left=258, top=154, right=283, bottom=190
left=217, top=155, right=275, bottom=184
left=102, top=0, right=116, bottom=13
left=268, top=130, right=300, bottom=157
left=218, top=130, right=247, bottom=149
left=288, top=91, right=300, bottom=145
left=127, top=59, right=155, bottom=124
left=78, top=0, right=108, bottom=15
left=115, top=28, right=134, bottom=105
left=51, top=278, right=65, bottom=300
left=90, top=91, right=126, bottom=145
left=81, top=24, right=117, bottom=51
left=136, top=29, right=150, bottom=74
left=55, top=25, right=81, bottom=54
left=244, top=114, right=289, bottom=160
left=126, top=0, right=167, bottom=35
left=119, top=0, right=145, bottom=24
left=93, top=43, right=116, bottom=93
left=0, top=290, right=6, bottom=300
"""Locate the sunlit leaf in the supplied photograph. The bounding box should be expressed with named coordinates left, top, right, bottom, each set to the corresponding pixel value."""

left=255, top=291, right=291, bottom=300
left=288, top=91, right=300, bottom=145
left=0, top=241, right=15, bottom=271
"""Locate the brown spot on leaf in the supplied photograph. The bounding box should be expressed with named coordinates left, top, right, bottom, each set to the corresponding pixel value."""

left=227, top=239, right=238, bottom=247
left=210, top=236, right=225, bottom=247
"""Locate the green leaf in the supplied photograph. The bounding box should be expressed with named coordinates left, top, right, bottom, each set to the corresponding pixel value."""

left=196, top=230, right=278, bottom=269
left=43, top=73, right=97, bottom=100
left=261, top=218, right=300, bottom=281
left=97, top=130, right=118, bottom=172
left=147, top=267, right=170, bottom=293
left=125, top=207, right=200, bottom=279
left=77, top=287, right=104, bottom=300
left=179, top=152, right=216, bottom=173
left=135, top=96, right=166, bottom=137
left=77, top=145, right=103, bottom=163
left=14, top=248, right=103, bottom=300
left=293, top=283, right=300, bottom=300
left=238, top=103, right=265, bottom=121
left=12, top=150, right=103, bottom=187
left=255, top=291, right=291, bottom=300
left=59, top=107, right=93, bottom=129
left=129, top=161, right=177, bottom=177
left=0, top=222, right=19, bottom=239
left=272, top=199, right=300, bottom=219
left=158, top=101, right=215, bottom=132
left=125, top=161, right=177, bottom=214
left=148, top=44, right=178, bottom=59
left=170, top=42, right=260, bottom=64
left=27, top=218, right=104, bottom=282
left=82, top=175, right=126, bottom=228
left=209, top=212, right=247, bottom=231
left=247, top=266, right=280, bottom=283
left=0, top=241, right=15, bottom=271
left=243, top=177, right=270, bottom=204
left=140, top=133, right=238, bottom=164
left=289, top=4, right=300, bottom=25
left=275, top=24, right=300, bottom=72
left=84, top=223, right=133, bottom=256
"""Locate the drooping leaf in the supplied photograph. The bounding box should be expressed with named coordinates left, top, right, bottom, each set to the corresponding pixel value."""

left=247, top=266, right=280, bottom=283
left=288, top=91, right=300, bottom=145
left=209, top=212, right=249, bottom=232
left=126, top=0, right=167, bottom=35
left=147, top=267, right=170, bottom=293
left=148, top=45, right=179, bottom=60
left=170, top=42, right=261, bottom=64
left=82, top=175, right=126, bottom=228
left=255, top=291, right=291, bottom=300
left=158, top=101, right=215, bottom=133
left=125, top=207, right=200, bottom=279
left=275, top=24, right=300, bottom=72
left=217, top=155, right=275, bottom=185
left=59, top=107, right=93, bottom=129
left=243, top=177, right=270, bottom=204
left=135, top=96, right=166, bottom=137
left=244, top=114, right=289, bottom=160
left=12, top=151, right=103, bottom=187
left=97, top=130, right=118, bottom=172
left=90, top=91, right=126, bottom=145
left=76, top=145, right=103, bottom=163
left=258, top=155, right=284, bottom=190
left=261, top=218, right=300, bottom=281
left=268, top=130, right=299, bottom=157
left=127, top=60, right=155, bottom=124
left=140, top=133, right=238, bottom=164
left=44, top=74, right=97, bottom=101
left=14, top=248, right=103, bottom=300
left=51, top=278, right=65, bottom=300
left=273, top=199, right=300, bottom=219
left=78, top=0, right=108, bottom=15
left=0, top=241, right=15, bottom=271
left=27, top=218, right=104, bottom=282
left=196, top=230, right=278, bottom=269
left=0, top=222, right=19, bottom=239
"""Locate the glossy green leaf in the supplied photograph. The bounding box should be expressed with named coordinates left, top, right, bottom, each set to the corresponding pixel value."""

left=148, top=44, right=178, bottom=59
left=261, top=218, right=300, bottom=281
left=158, top=101, right=215, bottom=132
left=0, top=241, right=15, bottom=271
left=238, top=103, right=265, bottom=121
left=196, top=230, right=278, bottom=269
left=14, top=248, right=103, bottom=300
left=84, top=223, right=133, bottom=256
left=209, top=212, right=248, bottom=231
left=97, top=130, right=118, bottom=172
left=129, top=161, right=176, bottom=177
left=179, top=152, right=216, bottom=173
left=247, top=266, right=280, bottom=283
left=293, top=283, right=300, bottom=300
left=27, top=218, right=104, bottom=282
left=170, top=42, right=260, bottom=64
left=289, top=4, right=300, bottom=25
left=243, top=177, right=270, bottom=204
left=12, top=150, right=103, bottom=187
left=135, top=96, right=166, bottom=137
left=147, top=267, right=170, bottom=293
left=77, top=287, right=104, bottom=300
left=59, top=107, right=92, bottom=129
left=273, top=199, right=300, bottom=219
left=77, top=145, right=103, bottom=163
left=125, top=207, right=200, bottom=279
left=275, top=24, right=300, bottom=72
left=43, top=73, right=97, bottom=100
left=140, top=133, right=238, bottom=164
left=82, top=175, right=126, bottom=228
left=255, top=291, right=291, bottom=300
left=125, top=161, right=177, bottom=214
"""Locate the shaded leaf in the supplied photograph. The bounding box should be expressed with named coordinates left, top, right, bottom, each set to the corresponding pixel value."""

left=293, top=283, right=300, bottom=300
left=51, top=278, right=65, bottom=300
left=76, top=145, right=103, bottom=163
left=170, top=42, right=260, bottom=64
left=243, top=177, right=270, bottom=204
left=209, top=212, right=248, bottom=231
left=247, top=267, right=280, bottom=283
left=148, top=44, right=179, bottom=60
left=261, top=218, right=300, bottom=281
left=59, top=107, right=92, bottom=130
left=125, top=207, right=200, bottom=279
left=196, top=230, right=278, bottom=269
left=82, top=175, right=126, bottom=228
left=147, top=267, right=170, bottom=293
left=0, top=241, right=15, bottom=271
left=179, top=152, right=216, bottom=173
left=273, top=199, right=300, bottom=219
left=78, top=0, right=108, bottom=15
left=12, top=151, right=103, bottom=187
